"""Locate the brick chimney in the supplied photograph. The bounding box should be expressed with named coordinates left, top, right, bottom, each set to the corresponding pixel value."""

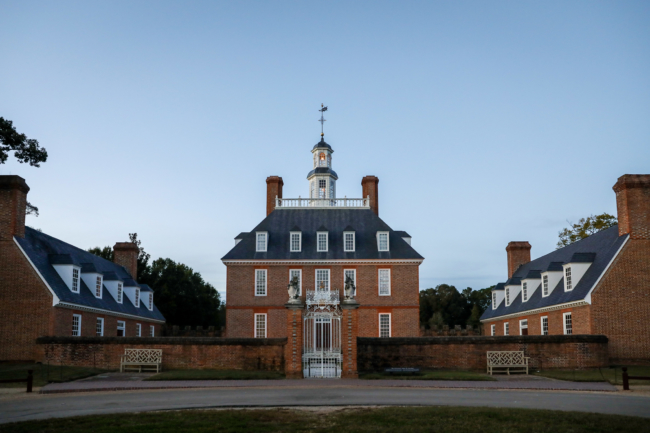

left=613, top=174, right=650, bottom=240
left=361, top=175, right=379, bottom=216
left=113, top=242, right=139, bottom=279
left=266, top=176, right=283, bottom=216
left=506, top=241, right=531, bottom=278
left=0, top=175, right=29, bottom=240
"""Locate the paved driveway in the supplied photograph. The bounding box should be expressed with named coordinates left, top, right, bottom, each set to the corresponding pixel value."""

left=1, top=386, right=649, bottom=425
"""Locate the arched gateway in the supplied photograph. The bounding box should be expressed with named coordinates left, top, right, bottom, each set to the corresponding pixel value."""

left=302, top=286, right=342, bottom=378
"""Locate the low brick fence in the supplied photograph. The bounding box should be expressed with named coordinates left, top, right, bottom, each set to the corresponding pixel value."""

left=36, top=337, right=286, bottom=371
left=358, top=335, right=609, bottom=372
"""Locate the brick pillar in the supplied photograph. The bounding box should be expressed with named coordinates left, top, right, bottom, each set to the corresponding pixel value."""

left=266, top=176, right=284, bottom=216
left=506, top=241, right=531, bottom=278
left=342, top=301, right=360, bottom=378
left=613, top=174, right=650, bottom=239
left=284, top=303, right=303, bottom=379
left=0, top=175, right=29, bottom=240
left=361, top=175, right=379, bottom=216
left=113, top=242, right=139, bottom=279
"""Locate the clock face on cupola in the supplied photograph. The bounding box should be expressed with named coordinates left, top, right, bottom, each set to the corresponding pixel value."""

left=307, top=104, right=338, bottom=200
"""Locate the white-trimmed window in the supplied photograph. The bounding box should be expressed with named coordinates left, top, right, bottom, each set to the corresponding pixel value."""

left=379, top=269, right=391, bottom=296
left=96, top=317, right=104, bottom=336
left=490, top=324, right=496, bottom=336
left=72, top=314, right=81, bottom=336
left=256, top=232, right=268, bottom=252
left=344, top=269, right=356, bottom=288
left=117, top=320, right=125, bottom=337
left=95, top=276, right=102, bottom=298
left=522, top=282, right=528, bottom=302
left=505, top=288, right=510, bottom=306
left=134, top=288, right=140, bottom=307
left=72, top=268, right=80, bottom=293
left=492, top=292, right=497, bottom=309
left=316, top=269, right=330, bottom=291
left=329, top=179, right=335, bottom=198
left=379, top=313, right=391, bottom=337
left=541, top=316, right=548, bottom=335
left=255, top=313, right=267, bottom=338
left=136, top=323, right=141, bottom=337
left=290, top=232, right=301, bottom=252
left=543, top=275, right=549, bottom=297
left=519, top=319, right=528, bottom=335
left=255, top=269, right=267, bottom=296
left=150, top=325, right=155, bottom=337
left=318, top=179, right=327, bottom=198
left=563, top=312, right=573, bottom=335
left=344, top=232, right=355, bottom=252
left=290, top=269, right=302, bottom=295
left=117, top=283, right=123, bottom=303
left=317, top=232, right=328, bottom=252
left=377, top=232, right=389, bottom=251
left=565, top=267, right=573, bottom=291
left=504, top=322, right=509, bottom=336
left=148, top=293, right=153, bottom=311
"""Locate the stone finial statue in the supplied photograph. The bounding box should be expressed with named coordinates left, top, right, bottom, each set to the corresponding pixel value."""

left=344, top=275, right=356, bottom=300
left=287, top=276, right=300, bottom=301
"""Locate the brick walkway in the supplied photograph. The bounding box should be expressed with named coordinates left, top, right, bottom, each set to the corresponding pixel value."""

left=41, top=377, right=617, bottom=394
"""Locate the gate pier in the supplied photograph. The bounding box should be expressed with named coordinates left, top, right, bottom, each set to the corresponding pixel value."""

left=341, top=300, right=360, bottom=378
left=284, top=301, right=304, bottom=379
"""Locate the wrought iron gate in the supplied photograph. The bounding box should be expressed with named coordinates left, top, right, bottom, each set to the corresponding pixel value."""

left=302, top=289, right=342, bottom=378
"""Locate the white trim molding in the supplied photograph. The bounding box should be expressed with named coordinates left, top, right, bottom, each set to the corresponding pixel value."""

left=56, top=302, right=166, bottom=324
left=480, top=300, right=589, bottom=323
left=222, top=259, right=424, bottom=265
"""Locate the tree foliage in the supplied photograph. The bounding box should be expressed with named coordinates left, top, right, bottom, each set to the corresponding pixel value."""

left=557, top=213, right=617, bottom=249
left=419, top=284, right=492, bottom=329
left=88, top=246, right=114, bottom=261
left=0, top=117, right=48, bottom=166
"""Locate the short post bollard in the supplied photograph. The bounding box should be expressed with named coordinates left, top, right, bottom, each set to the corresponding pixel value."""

left=26, top=370, right=33, bottom=393
left=622, top=367, right=629, bottom=391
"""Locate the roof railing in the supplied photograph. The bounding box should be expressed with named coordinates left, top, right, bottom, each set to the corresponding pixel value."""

left=276, top=196, right=370, bottom=209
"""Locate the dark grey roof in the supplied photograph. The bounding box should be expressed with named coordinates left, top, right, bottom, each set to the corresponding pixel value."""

left=15, top=228, right=165, bottom=322
left=139, top=284, right=153, bottom=292
left=312, top=137, right=333, bottom=151
left=569, top=252, right=596, bottom=263
left=234, top=232, right=248, bottom=240
left=222, top=209, right=424, bottom=261
left=505, top=277, right=521, bottom=286
left=80, top=263, right=99, bottom=273
left=290, top=226, right=301, bottom=232
left=49, top=254, right=74, bottom=264
left=524, top=270, right=542, bottom=279
left=343, top=225, right=355, bottom=232
left=122, top=278, right=139, bottom=287
left=546, top=262, right=564, bottom=272
left=306, top=167, right=339, bottom=180
left=317, top=225, right=328, bottom=232
left=481, top=226, right=627, bottom=321
left=394, top=231, right=411, bottom=238
left=491, top=283, right=505, bottom=291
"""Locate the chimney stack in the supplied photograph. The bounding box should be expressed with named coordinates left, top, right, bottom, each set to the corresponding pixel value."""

left=613, top=174, right=650, bottom=239
left=266, top=176, right=283, bottom=216
left=113, top=242, right=139, bottom=279
left=506, top=241, right=531, bottom=278
left=361, top=175, right=379, bottom=216
left=0, top=175, right=29, bottom=240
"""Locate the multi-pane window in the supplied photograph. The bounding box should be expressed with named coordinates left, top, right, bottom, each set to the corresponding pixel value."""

left=541, top=316, right=548, bottom=335
left=134, top=288, right=140, bottom=307
left=492, top=292, right=497, bottom=309
left=72, top=314, right=81, bottom=336
left=96, top=317, right=104, bottom=336
left=563, top=312, right=573, bottom=335
left=379, top=269, right=391, bottom=296
left=379, top=314, right=391, bottom=337
left=329, top=180, right=335, bottom=198
left=377, top=232, right=389, bottom=251
left=504, top=322, right=510, bottom=335
left=491, top=324, right=496, bottom=336
left=136, top=323, right=141, bottom=337
left=255, top=269, right=267, bottom=296
left=150, top=325, right=155, bottom=337
left=316, top=269, right=330, bottom=291
left=290, top=269, right=302, bottom=295
left=310, top=180, right=316, bottom=198
left=522, top=282, right=528, bottom=301
left=319, top=152, right=326, bottom=167
left=344, top=269, right=356, bottom=288
left=319, top=179, right=327, bottom=198
left=290, top=232, right=301, bottom=252
left=256, top=232, right=267, bottom=252
left=117, top=321, right=125, bottom=337
left=317, top=232, right=328, bottom=252
left=148, top=293, right=153, bottom=310
left=565, top=267, right=572, bottom=291
left=255, top=314, right=267, bottom=338
left=505, top=288, right=510, bottom=306
left=72, top=268, right=80, bottom=293
left=520, top=319, right=528, bottom=335
left=95, top=276, right=102, bottom=297
left=344, top=232, right=355, bottom=252
left=543, top=275, right=549, bottom=296
left=117, top=283, right=123, bottom=303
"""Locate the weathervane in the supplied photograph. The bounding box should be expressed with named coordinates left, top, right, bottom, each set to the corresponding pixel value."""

left=318, top=103, right=328, bottom=136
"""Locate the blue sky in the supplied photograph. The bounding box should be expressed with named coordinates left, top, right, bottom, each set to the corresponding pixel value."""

left=2, top=1, right=649, bottom=300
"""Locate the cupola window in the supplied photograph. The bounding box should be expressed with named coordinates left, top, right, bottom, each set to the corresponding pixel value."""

left=319, top=179, right=327, bottom=198
left=319, top=152, right=326, bottom=167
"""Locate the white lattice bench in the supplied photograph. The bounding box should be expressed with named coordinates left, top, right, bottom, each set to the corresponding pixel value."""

left=120, top=349, right=162, bottom=373
left=487, top=351, right=529, bottom=375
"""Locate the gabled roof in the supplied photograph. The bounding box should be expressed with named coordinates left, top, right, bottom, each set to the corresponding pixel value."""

left=481, top=226, right=627, bottom=321
left=221, top=208, right=424, bottom=261
left=394, top=231, right=411, bottom=238
left=15, top=228, right=165, bottom=322
left=234, top=232, right=248, bottom=240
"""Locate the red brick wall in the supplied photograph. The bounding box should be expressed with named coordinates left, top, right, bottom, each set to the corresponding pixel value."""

left=483, top=305, right=592, bottom=337
left=37, top=337, right=286, bottom=371
left=614, top=174, right=650, bottom=239
left=506, top=242, right=531, bottom=278
left=266, top=176, right=283, bottom=216
left=358, top=335, right=609, bottom=371
left=361, top=176, right=379, bottom=216
left=113, top=243, right=138, bottom=279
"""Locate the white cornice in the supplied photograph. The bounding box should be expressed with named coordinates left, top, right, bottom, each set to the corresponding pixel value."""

left=480, top=300, right=589, bottom=323
left=57, top=302, right=165, bottom=323
left=222, top=259, right=424, bottom=265
left=13, top=236, right=60, bottom=306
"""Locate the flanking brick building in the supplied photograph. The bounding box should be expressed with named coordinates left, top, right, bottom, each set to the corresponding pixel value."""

left=0, top=175, right=165, bottom=361
left=222, top=133, right=424, bottom=378
left=480, top=174, right=650, bottom=363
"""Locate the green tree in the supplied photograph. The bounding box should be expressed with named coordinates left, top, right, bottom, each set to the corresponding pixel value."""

left=88, top=246, right=114, bottom=261
left=557, top=213, right=617, bottom=249
left=420, top=285, right=494, bottom=329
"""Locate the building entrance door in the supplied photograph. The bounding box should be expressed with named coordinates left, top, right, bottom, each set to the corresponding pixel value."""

left=302, top=289, right=342, bottom=378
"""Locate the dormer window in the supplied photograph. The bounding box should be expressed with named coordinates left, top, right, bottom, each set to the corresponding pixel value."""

left=95, top=276, right=102, bottom=298
left=317, top=232, right=328, bottom=252
left=72, top=268, right=79, bottom=293
left=117, top=283, right=123, bottom=303
left=377, top=232, right=389, bottom=251
left=543, top=275, right=549, bottom=296
left=344, top=232, right=355, bottom=252
left=148, top=293, right=153, bottom=311
left=134, top=288, right=140, bottom=307
left=256, top=232, right=268, bottom=252
left=565, top=267, right=573, bottom=291
left=290, top=232, right=301, bottom=252
left=522, top=282, right=528, bottom=302
left=505, top=287, right=510, bottom=306
left=492, top=292, right=497, bottom=310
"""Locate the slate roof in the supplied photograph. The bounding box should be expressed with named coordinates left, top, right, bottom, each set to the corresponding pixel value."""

left=312, top=138, right=333, bottom=151
left=394, top=231, right=411, bottom=238
left=221, top=209, right=424, bottom=261
left=15, top=227, right=165, bottom=322
left=481, top=226, right=627, bottom=321
left=306, top=167, right=339, bottom=179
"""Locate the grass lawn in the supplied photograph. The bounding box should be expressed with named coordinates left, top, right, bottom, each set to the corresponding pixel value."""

left=533, top=365, right=650, bottom=385
left=360, top=369, right=496, bottom=381
left=0, top=362, right=107, bottom=388
left=144, top=369, right=286, bottom=380
left=1, top=407, right=648, bottom=433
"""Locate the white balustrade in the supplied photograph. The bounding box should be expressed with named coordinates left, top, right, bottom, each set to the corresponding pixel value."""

left=276, top=196, right=370, bottom=209
left=306, top=289, right=340, bottom=306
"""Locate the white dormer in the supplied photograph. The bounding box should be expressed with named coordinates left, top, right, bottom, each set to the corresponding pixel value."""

left=504, top=280, right=521, bottom=306
left=563, top=253, right=595, bottom=292
left=317, top=230, right=329, bottom=252
left=80, top=265, right=103, bottom=299
left=402, top=235, right=411, bottom=245
left=290, top=230, right=302, bottom=252
left=540, top=262, right=564, bottom=297
left=521, top=271, right=542, bottom=303
left=491, top=288, right=505, bottom=310
left=256, top=231, right=268, bottom=252
left=343, top=231, right=355, bottom=252
left=52, top=264, right=82, bottom=294
left=124, top=283, right=141, bottom=308
left=104, top=277, right=124, bottom=304
left=377, top=231, right=389, bottom=251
